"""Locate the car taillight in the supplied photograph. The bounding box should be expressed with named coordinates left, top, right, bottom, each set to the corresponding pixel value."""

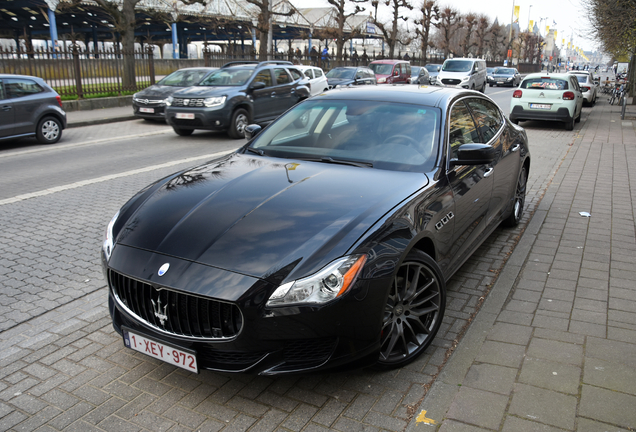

left=563, top=91, right=575, bottom=100
left=513, top=90, right=523, bottom=98
left=581, top=86, right=590, bottom=92
left=56, top=95, right=63, bottom=107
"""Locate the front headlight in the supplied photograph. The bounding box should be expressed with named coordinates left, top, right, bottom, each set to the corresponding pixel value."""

left=267, top=255, right=367, bottom=307
left=506, top=77, right=513, bottom=81
left=132, top=93, right=139, bottom=102
left=204, top=96, right=226, bottom=107
left=377, top=77, right=387, bottom=83
left=102, top=210, right=120, bottom=261
left=165, top=96, right=173, bottom=106
left=461, top=76, right=470, bottom=82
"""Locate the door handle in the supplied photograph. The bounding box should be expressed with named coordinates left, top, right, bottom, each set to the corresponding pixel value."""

left=2, top=105, right=11, bottom=111
left=511, top=144, right=520, bottom=152
left=270, top=92, right=276, bottom=97
left=483, top=168, right=494, bottom=177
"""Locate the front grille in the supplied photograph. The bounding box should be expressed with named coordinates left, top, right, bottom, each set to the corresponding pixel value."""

left=135, top=99, right=165, bottom=105
left=173, top=98, right=206, bottom=107
left=442, top=79, right=461, bottom=85
left=109, top=270, right=242, bottom=340
left=280, top=338, right=337, bottom=369
left=197, top=347, right=267, bottom=370
left=171, top=118, right=204, bottom=127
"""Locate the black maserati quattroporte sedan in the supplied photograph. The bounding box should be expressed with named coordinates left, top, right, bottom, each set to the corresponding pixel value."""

left=102, top=85, right=530, bottom=375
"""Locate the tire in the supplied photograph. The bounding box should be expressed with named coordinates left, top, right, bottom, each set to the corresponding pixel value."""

left=575, top=109, right=581, bottom=123
left=489, top=83, right=493, bottom=87
left=228, top=108, right=249, bottom=139
left=36, top=116, right=62, bottom=144
left=502, top=165, right=527, bottom=227
left=173, top=127, right=193, bottom=136
left=376, top=250, right=446, bottom=369
left=481, top=82, right=486, bottom=93
left=565, top=117, right=574, bottom=131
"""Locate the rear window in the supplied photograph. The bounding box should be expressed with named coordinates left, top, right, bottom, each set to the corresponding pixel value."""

left=369, top=63, right=394, bottom=75
left=521, top=78, right=569, bottom=90
left=573, top=75, right=587, bottom=83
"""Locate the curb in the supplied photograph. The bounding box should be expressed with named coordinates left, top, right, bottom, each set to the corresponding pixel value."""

left=62, top=95, right=133, bottom=112
left=67, top=115, right=138, bottom=129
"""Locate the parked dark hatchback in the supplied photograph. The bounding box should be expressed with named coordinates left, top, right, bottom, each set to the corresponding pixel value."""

left=132, top=67, right=217, bottom=121
left=326, top=67, right=376, bottom=88
left=0, top=74, right=66, bottom=144
left=103, top=86, right=530, bottom=375
left=165, top=61, right=310, bottom=138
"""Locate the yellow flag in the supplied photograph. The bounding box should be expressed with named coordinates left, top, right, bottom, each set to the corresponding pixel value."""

left=529, top=20, right=534, bottom=31
left=514, top=6, right=520, bottom=23
left=562, top=38, right=565, bottom=45
left=546, top=25, right=550, bottom=34
left=554, top=30, right=557, bottom=39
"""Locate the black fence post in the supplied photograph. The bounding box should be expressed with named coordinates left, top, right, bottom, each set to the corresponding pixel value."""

left=147, top=46, right=155, bottom=85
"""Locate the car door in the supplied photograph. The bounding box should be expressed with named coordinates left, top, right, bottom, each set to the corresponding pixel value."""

left=250, top=69, right=276, bottom=123
left=4, top=77, right=44, bottom=135
left=569, top=76, right=583, bottom=118
left=446, top=100, right=494, bottom=271
left=272, top=68, right=295, bottom=115
left=0, top=79, right=15, bottom=138
left=466, top=98, right=519, bottom=226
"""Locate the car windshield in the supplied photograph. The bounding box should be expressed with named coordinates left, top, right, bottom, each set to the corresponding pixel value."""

left=487, top=68, right=495, bottom=74
left=326, top=68, right=356, bottom=79
left=442, top=60, right=473, bottom=72
left=573, top=75, right=588, bottom=83
left=494, top=68, right=514, bottom=75
left=425, top=64, right=441, bottom=72
left=248, top=99, right=440, bottom=173
left=158, top=69, right=211, bottom=86
left=199, top=68, right=254, bottom=86
left=368, top=64, right=394, bottom=75
left=521, top=78, right=569, bottom=90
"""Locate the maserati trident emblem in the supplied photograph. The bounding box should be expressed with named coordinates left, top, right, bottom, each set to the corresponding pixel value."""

left=158, top=263, right=170, bottom=276
left=151, top=298, right=168, bottom=326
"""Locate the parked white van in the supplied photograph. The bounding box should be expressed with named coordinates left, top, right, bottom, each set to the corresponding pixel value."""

left=435, top=58, right=487, bottom=92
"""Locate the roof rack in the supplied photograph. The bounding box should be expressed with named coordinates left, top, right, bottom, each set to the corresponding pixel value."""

left=221, top=60, right=293, bottom=68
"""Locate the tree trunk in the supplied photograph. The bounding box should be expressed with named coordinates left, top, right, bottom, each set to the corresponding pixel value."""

left=121, top=0, right=136, bottom=90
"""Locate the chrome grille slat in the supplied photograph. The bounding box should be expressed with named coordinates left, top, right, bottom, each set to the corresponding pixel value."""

left=173, top=98, right=205, bottom=107
left=109, top=270, right=242, bottom=340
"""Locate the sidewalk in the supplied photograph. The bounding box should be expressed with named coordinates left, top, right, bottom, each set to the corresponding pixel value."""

left=65, top=106, right=137, bottom=129
left=407, top=100, right=636, bottom=430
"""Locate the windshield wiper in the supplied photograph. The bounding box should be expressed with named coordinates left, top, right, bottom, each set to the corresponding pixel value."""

left=246, top=147, right=264, bottom=156
left=300, top=156, right=373, bottom=168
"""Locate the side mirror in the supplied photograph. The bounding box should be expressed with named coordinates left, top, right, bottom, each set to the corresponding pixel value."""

left=393, top=69, right=399, bottom=76
left=449, top=143, right=496, bottom=166
left=250, top=81, right=266, bottom=90
left=437, top=66, right=441, bottom=72
left=244, top=124, right=262, bottom=141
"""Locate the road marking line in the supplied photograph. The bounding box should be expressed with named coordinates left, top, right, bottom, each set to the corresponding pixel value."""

left=0, top=150, right=234, bottom=206
left=0, top=129, right=172, bottom=160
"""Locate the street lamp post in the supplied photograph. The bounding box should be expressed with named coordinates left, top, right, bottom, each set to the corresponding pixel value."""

left=527, top=5, right=532, bottom=32
left=371, top=0, right=378, bottom=21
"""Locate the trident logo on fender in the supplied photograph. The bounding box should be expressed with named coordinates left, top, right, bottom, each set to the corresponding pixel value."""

left=151, top=298, right=168, bottom=326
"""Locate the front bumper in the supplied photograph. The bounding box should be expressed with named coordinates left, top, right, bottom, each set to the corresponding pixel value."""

left=133, top=102, right=167, bottom=119
left=510, top=105, right=574, bottom=123
left=165, top=106, right=232, bottom=131
left=103, top=247, right=388, bottom=375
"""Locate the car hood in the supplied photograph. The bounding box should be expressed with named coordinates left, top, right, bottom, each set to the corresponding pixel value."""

left=115, top=152, right=428, bottom=281
left=136, top=85, right=187, bottom=98
left=172, top=86, right=235, bottom=97
left=492, top=74, right=513, bottom=79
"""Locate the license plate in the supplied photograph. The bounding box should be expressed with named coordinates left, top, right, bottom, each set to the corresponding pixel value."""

left=176, top=113, right=195, bottom=120
left=123, top=327, right=198, bottom=373
left=497, top=81, right=504, bottom=84
left=139, top=107, right=154, bottom=113
left=529, top=103, right=551, bottom=110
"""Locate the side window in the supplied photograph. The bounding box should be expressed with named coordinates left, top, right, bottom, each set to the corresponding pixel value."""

left=253, top=70, right=273, bottom=87
left=274, top=68, right=292, bottom=85
left=5, top=78, right=43, bottom=99
left=365, top=70, right=374, bottom=79
left=356, top=70, right=364, bottom=79
left=0, top=80, right=4, bottom=100
left=448, top=101, right=480, bottom=160
left=314, top=69, right=323, bottom=78
left=466, top=99, right=503, bottom=143
left=288, top=68, right=303, bottom=81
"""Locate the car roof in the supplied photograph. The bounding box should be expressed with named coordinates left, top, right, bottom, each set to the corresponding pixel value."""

left=310, top=84, right=479, bottom=107
left=523, top=73, right=572, bottom=80
left=369, top=59, right=408, bottom=64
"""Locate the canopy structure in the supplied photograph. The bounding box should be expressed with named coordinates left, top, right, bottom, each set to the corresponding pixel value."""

left=0, top=0, right=379, bottom=57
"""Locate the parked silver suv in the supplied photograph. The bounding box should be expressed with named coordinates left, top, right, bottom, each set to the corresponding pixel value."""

left=0, top=74, right=67, bottom=144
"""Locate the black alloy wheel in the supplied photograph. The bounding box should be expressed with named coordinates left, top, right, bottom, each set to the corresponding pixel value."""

left=228, top=108, right=249, bottom=139
left=36, top=116, right=62, bottom=144
left=503, top=165, right=527, bottom=227
left=173, top=127, right=194, bottom=136
left=377, top=250, right=446, bottom=369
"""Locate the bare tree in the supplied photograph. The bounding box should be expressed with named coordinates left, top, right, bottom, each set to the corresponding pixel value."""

left=374, top=0, right=414, bottom=58
left=433, top=6, right=461, bottom=58
left=458, top=13, right=477, bottom=56
left=474, top=15, right=490, bottom=58
left=323, top=0, right=367, bottom=66
left=486, top=21, right=507, bottom=61
left=414, top=0, right=439, bottom=61
left=245, top=0, right=294, bottom=60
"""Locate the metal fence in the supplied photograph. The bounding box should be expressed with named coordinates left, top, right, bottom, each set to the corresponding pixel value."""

left=0, top=46, right=540, bottom=99
left=0, top=46, right=155, bottom=99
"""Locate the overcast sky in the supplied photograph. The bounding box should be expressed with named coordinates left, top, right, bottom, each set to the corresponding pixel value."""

left=289, top=0, right=598, bottom=52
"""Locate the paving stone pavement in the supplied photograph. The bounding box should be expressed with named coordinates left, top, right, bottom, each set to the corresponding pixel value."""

left=0, top=104, right=599, bottom=431
left=407, top=101, right=636, bottom=431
